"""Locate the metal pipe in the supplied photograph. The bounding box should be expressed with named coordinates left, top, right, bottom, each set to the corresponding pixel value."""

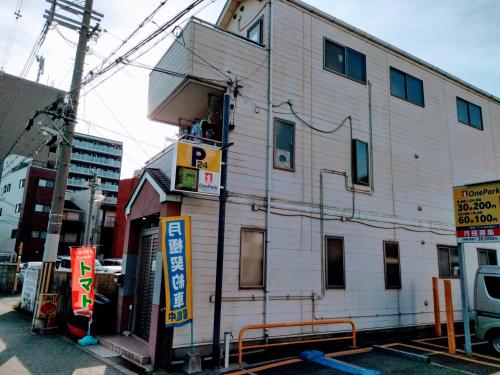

left=368, top=80, right=374, bottom=193
left=458, top=242, right=472, bottom=356
left=264, top=0, right=274, bottom=334
left=224, top=331, right=232, bottom=368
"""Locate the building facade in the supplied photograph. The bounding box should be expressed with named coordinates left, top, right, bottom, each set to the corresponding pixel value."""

left=68, top=132, right=123, bottom=204
left=116, top=0, right=500, bottom=366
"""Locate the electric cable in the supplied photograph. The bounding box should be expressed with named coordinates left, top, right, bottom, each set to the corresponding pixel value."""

left=237, top=2, right=269, bottom=31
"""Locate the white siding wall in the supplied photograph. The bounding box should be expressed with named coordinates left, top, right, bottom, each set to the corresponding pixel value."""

left=149, top=1, right=500, bottom=348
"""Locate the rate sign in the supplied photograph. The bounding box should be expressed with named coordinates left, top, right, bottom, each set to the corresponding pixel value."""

left=453, top=180, right=500, bottom=243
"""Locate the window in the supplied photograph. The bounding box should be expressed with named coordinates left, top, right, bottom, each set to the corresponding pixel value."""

left=35, top=204, right=51, bottom=213
left=247, top=18, right=263, bottom=44
left=38, top=179, right=55, bottom=188
left=15, top=204, right=21, bottom=213
left=3, top=183, right=11, bottom=193
left=19, top=179, right=25, bottom=188
left=0, top=207, right=2, bottom=216
left=352, top=139, right=369, bottom=185
left=390, top=67, right=424, bottom=107
left=325, top=236, right=345, bottom=288
left=324, top=38, right=366, bottom=83
left=31, top=231, right=40, bottom=238
left=274, top=119, right=295, bottom=171
left=384, top=242, right=401, bottom=289
left=63, top=232, right=78, bottom=243
left=438, top=246, right=460, bottom=277
left=240, top=228, right=265, bottom=289
left=484, top=276, right=500, bottom=299
left=11, top=229, right=17, bottom=239
left=478, top=249, right=498, bottom=266
left=456, top=97, right=483, bottom=130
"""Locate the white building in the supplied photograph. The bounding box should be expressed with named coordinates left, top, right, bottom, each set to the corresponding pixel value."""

left=115, top=0, right=500, bottom=365
left=0, top=155, right=30, bottom=257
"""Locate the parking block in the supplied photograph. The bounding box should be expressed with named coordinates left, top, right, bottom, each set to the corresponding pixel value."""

left=299, top=350, right=381, bottom=375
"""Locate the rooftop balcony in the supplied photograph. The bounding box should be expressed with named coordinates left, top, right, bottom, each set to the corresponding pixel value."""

left=148, top=17, right=267, bottom=128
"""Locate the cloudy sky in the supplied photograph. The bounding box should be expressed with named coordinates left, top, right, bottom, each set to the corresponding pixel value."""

left=1, top=0, right=499, bottom=178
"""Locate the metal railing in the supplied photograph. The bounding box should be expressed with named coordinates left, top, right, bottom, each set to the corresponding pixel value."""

left=237, top=319, right=357, bottom=364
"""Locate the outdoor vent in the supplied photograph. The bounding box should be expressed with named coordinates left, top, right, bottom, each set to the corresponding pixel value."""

left=274, top=149, right=291, bottom=169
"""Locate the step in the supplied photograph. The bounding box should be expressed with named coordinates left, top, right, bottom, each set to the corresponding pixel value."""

left=99, top=335, right=151, bottom=366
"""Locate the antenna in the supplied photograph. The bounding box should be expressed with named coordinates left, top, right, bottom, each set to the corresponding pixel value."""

left=36, top=55, right=45, bottom=82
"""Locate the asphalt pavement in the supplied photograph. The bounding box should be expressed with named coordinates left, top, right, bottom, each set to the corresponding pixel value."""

left=0, top=295, right=125, bottom=375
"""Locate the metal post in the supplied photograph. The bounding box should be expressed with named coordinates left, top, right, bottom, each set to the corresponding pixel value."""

left=458, top=242, right=472, bottom=356
left=212, top=91, right=231, bottom=367
left=84, top=172, right=97, bottom=245
left=224, top=331, right=232, bottom=368
left=33, top=0, right=94, bottom=331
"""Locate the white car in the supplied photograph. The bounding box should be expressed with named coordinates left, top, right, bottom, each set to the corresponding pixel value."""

left=101, top=258, right=123, bottom=274
left=17, top=261, right=42, bottom=285
left=57, top=256, right=110, bottom=273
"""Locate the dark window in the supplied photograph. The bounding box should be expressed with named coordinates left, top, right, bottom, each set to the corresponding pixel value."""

left=34, top=204, right=51, bottom=213
left=456, top=97, right=483, bottom=130
left=0, top=207, right=2, bottom=216
left=15, top=204, right=21, bottom=213
left=3, top=184, right=11, bottom=193
left=240, top=228, right=265, bottom=289
left=484, top=276, right=500, bottom=299
left=390, top=67, right=424, bottom=106
left=326, top=237, right=345, bottom=288
left=274, top=119, right=295, bottom=171
left=31, top=231, right=40, bottom=238
left=324, top=39, right=366, bottom=83
left=384, top=242, right=401, bottom=289
left=438, top=246, right=459, bottom=277
left=478, top=249, right=498, bottom=266
left=10, top=229, right=17, bottom=239
left=19, top=179, right=25, bottom=188
left=247, top=18, right=263, bottom=44
left=352, top=139, right=369, bottom=185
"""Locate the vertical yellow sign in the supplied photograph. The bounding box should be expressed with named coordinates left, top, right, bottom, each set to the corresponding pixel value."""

left=161, top=216, right=193, bottom=327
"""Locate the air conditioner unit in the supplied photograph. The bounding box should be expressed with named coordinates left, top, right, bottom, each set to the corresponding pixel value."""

left=274, top=149, right=291, bottom=169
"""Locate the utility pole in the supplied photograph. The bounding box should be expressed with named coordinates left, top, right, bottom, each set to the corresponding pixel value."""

left=33, top=0, right=96, bottom=331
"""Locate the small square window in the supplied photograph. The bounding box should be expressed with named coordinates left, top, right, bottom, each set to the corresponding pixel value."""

left=247, top=18, right=263, bottom=44
left=11, top=229, right=17, bottom=239
left=438, top=246, right=459, bottom=278
left=456, top=97, right=483, bottom=130
left=274, top=119, right=295, bottom=171
left=324, top=38, right=366, bottom=83
left=31, top=231, right=40, bottom=238
left=478, top=249, right=498, bottom=266
left=352, top=139, right=369, bottom=185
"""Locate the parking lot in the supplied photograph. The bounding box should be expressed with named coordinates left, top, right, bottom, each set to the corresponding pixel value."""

left=226, top=333, right=500, bottom=375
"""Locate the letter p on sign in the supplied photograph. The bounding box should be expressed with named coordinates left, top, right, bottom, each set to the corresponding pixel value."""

left=191, top=147, right=206, bottom=167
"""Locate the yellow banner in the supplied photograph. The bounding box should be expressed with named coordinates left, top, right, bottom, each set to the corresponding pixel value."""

left=176, top=141, right=221, bottom=173
left=161, top=216, right=193, bottom=327
left=453, top=181, right=500, bottom=229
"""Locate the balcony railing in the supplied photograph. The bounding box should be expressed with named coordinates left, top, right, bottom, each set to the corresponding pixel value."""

left=69, top=165, right=120, bottom=180
left=73, top=139, right=122, bottom=157
left=71, top=153, right=121, bottom=168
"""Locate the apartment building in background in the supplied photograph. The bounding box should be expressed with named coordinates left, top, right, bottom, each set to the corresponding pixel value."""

left=68, top=132, right=123, bottom=204
left=94, top=0, right=500, bottom=366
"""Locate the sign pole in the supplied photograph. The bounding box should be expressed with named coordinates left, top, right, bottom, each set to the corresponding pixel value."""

left=458, top=242, right=472, bottom=356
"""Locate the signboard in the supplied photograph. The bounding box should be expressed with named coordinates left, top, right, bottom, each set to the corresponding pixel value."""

left=70, top=246, right=96, bottom=316
left=36, top=293, right=59, bottom=319
left=171, top=141, right=222, bottom=196
left=161, top=216, right=193, bottom=327
left=21, top=268, right=39, bottom=312
left=453, top=180, right=500, bottom=243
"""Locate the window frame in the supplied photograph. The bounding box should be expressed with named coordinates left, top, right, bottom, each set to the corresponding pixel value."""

left=383, top=241, right=402, bottom=289
left=247, top=17, right=264, bottom=45
left=352, top=139, right=370, bottom=186
left=389, top=67, right=425, bottom=107
left=11, top=229, right=17, bottom=239
left=239, top=227, right=265, bottom=290
left=15, top=203, right=21, bottom=213
left=273, top=118, right=295, bottom=172
left=325, top=236, right=346, bottom=289
left=437, top=245, right=460, bottom=278
left=323, top=37, right=367, bottom=84
left=19, top=179, right=25, bottom=188
left=456, top=97, right=483, bottom=130
left=38, top=178, right=55, bottom=188
left=477, top=248, right=498, bottom=266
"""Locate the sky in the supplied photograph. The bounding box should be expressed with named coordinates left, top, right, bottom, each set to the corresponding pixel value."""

left=0, top=0, right=499, bottom=179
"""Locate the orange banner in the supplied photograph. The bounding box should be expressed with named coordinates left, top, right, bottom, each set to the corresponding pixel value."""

left=70, top=246, right=96, bottom=316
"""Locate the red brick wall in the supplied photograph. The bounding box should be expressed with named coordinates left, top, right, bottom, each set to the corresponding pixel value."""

left=111, top=177, right=138, bottom=258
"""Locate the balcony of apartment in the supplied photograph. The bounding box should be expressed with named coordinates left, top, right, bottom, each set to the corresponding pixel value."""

left=148, top=17, right=267, bottom=133
left=69, top=165, right=120, bottom=180
left=71, top=152, right=121, bottom=168
left=73, top=139, right=122, bottom=157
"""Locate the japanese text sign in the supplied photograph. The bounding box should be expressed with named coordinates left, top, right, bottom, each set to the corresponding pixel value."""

left=70, top=246, right=96, bottom=316
left=453, top=180, right=500, bottom=243
left=171, top=141, right=222, bottom=196
left=36, top=293, right=59, bottom=319
left=161, top=216, right=193, bottom=327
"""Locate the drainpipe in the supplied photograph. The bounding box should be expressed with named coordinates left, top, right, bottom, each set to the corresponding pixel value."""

left=368, top=81, right=374, bottom=193
left=264, top=0, right=274, bottom=333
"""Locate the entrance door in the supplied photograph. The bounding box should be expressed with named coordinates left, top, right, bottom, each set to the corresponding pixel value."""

left=134, top=227, right=158, bottom=341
